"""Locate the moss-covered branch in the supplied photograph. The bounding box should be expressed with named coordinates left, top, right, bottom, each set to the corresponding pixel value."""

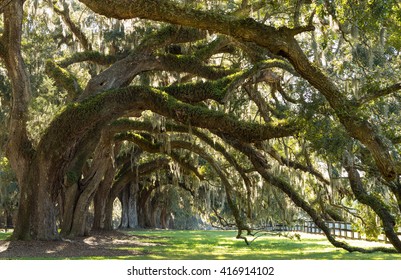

left=357, top=82, right=401, bottom=105
left=47, top=79, right=292, bottom=166
left=160, top=76, right=233, bottom=104
left=57, top=26, right=206, bottom=70
left=58, top=51, right=121, bottom=68
left=158, top=53, right=237, bottom=80
left=137, top=25, right=206, bottom=53
left=224, top=59, right=295, bottom=102
left=45, top=60, right=83, bottom=100
left=257, top=142, right=330, bottom=185
left=132, top=86, right=296, bottom=142
left=81, top=51, right=237, bottom=100
left=193, top=36, right=234, bottom=61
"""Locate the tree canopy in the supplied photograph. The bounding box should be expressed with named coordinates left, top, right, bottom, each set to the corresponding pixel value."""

left=1, top=0, right=401, bottom=254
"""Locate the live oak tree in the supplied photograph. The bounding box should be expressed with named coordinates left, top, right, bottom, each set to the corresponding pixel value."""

left=73, top=0, right=401, bottom=252
left=1, top=0, right=401, bottom=255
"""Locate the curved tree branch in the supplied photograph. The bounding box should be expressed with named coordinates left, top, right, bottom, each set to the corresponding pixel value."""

left=358, top=82, right=401, bottom=105
left=53, top=1, right=92, bottom=51
left=45, top=60, right=83, bottom=100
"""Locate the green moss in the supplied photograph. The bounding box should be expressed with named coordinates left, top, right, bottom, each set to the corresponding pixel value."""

left=162, top=79, right=227, bottom=103
left=115, top=131, right=162, bottom=153
left=65, top=171, right=79, bottom=185
left=146, top=86, right=296, bottom=141
left=139, top=25, right=179, bottom=49
left=59, top=51, right=117, bottom=67
left=160, top=54, right=235, bottom=79
left=38, top=90, right=112, bottom=157
left=45, top=60, right=82, bottom=100
left=193, top=36, right=234, bottom=60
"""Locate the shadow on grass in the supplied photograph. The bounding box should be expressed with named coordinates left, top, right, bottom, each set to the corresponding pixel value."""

left=0, top=231, right=147, bottom=260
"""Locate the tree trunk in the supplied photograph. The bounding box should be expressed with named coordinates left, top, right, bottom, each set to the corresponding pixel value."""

left=59, top=134, right=115, bottom=237
left=128, top=182, right=139, bottom=228
left=35, top=161, right=63, bottom=240
left=0, top=214, right=4, bottom=229
left=167, top=213, right=175, bottom=229
left=60, top=183, right=79, bottom=236
left=11, top=177, right=32, bottom=240
left=68, top=191, right=93, bottom=237
left=5, top=211, right=13, bottom=229
left=120, top=186, right=130, bottom=228
left=160, top=207, right=168, bottom=229
left=32, top=187, right=58, bottom=240
left=150, top=200, right=158, bottom=228
left=103, top=196, right=115, bottom=230
left=93, top=164, right=117, bottom=230
left=137, top=187, right=154, bottom=228
left=93, top=192, right=104, bottom=230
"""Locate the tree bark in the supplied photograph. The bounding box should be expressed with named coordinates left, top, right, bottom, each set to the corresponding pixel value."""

left=103, top=195, right=116, bottom=230
left=93, top=161, right=118, bottom=230
left=128, top=182, right=139, bottom=228
left=120, top=186, right=130, bottom=229
left=64, top=134, right=115, bottom=237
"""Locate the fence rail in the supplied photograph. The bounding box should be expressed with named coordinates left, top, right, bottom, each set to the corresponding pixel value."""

left=271, top=221, right=394, bottom=243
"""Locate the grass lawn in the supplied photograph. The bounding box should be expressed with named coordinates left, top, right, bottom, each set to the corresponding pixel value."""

left=0, top=231, right=10, bottom=241
left=118, top=230, right=401, bottom=260
left=1, top=229, right=401, bottom=260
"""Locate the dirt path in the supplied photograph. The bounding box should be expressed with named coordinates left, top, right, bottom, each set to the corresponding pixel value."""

left=0, top=231, right=151, bottom=259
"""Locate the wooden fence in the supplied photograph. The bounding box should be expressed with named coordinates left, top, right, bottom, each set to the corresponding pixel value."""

left=273, top=221, right=392, bottom=243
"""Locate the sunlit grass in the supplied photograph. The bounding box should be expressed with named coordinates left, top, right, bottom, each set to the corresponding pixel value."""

left=119, top=230, right=401, bottom=260
left=0, top=231, right=11, bottom=241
